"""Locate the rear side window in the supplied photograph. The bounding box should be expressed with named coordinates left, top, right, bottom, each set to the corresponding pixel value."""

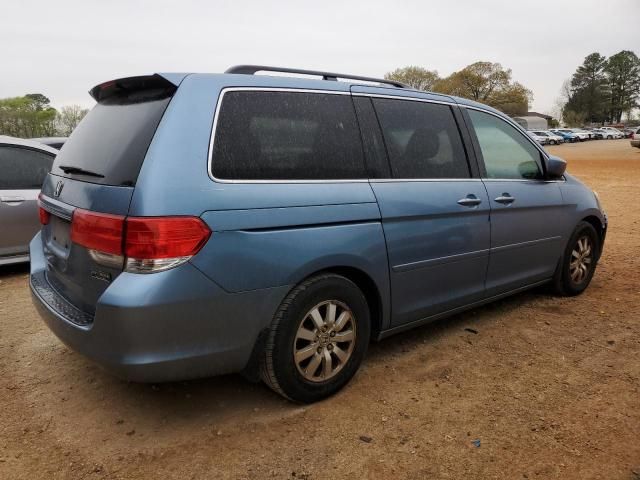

left=373, top=98, right=470, bottom=179
left=211, top=91, right=366, bottom=180
left=0, top=146, right=54, bottom=189
left=51, top=90, right=172, bottom=186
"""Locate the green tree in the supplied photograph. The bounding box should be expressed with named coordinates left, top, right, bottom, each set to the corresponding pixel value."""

left=0, top=94, right=58, bottom=137
left=604, top=50, right=640, bottom=123
left=564, top=53, right=609, bottom=124
left=434, top=62, right=531, bottom=115
left=384, top=66, right=440, bottom=91
left=25, top=93, right=52, bottom=111
left=562, top=110, right=587, bottom=127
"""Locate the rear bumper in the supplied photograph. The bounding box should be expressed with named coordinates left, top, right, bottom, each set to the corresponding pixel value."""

left=29, top=233, right=289, bottom=382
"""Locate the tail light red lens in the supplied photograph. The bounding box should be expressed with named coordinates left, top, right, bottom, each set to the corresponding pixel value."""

left=71, top=209, right=125, bottom=255
left=124, top=217, right=211, bottom=259
left=38, top=206, right=50, bottom=225
left=69, top=209, right=211, bottom=272
left=37, top=194, right=50, bottom=225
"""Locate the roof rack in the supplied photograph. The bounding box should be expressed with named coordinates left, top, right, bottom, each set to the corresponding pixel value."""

left=225, top=65, right=410, bottom=89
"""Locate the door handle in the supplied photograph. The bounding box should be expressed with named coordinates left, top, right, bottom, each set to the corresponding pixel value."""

left=457, top=195, right=482, bottom=207
left=0, top=196, right=25, bottom=205
left=494, top=193, right=515, bottom=205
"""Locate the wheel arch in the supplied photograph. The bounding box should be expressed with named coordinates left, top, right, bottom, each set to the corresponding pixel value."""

left=301, top=266, right=386, bottom=341
left=580, top=215, right=606, bottom=258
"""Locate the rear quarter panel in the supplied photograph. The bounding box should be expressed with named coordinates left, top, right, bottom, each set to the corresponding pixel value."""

left=130, top=74, right=392, bottom=330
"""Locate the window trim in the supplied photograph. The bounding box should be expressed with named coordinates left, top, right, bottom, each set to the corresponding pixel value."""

left=207, top=87, right=369, bottom=184
left=0, top=144, right=55, bottom=190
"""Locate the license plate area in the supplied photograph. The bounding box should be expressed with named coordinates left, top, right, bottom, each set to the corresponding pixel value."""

left=50, top=215, right=72, bottom=251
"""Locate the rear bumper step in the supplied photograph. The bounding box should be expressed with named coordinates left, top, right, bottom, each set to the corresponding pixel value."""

left=31, top=271, right=93, bottom=327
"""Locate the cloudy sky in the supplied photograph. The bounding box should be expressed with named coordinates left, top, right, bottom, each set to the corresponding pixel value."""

left=1, top=0, right=638, bottom=114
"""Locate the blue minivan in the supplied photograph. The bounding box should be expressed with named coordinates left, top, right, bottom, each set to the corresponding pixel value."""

left=31, top=66, right=607, bottom=402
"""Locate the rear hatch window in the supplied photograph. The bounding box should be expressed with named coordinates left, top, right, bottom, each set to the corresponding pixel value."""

left=51, top=75, right=175, bottom=187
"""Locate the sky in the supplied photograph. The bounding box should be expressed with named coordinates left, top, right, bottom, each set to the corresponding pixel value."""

left=1, top=0, right=638, bottom=115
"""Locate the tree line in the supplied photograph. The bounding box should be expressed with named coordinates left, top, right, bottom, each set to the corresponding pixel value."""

left=385, top=61, right=532, bottom=116
left=0, top=93, right=88, bottom=138
left=562, top=50, right=639, bottom=125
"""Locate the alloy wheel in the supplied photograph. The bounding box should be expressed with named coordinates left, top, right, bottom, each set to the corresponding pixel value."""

left=570, top=236, right=593, bottom=284
left=293, top=300, right=356, bottom=382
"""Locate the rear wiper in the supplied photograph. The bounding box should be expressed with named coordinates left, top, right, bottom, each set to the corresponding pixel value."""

left=58, top=165, right=105, bottom=178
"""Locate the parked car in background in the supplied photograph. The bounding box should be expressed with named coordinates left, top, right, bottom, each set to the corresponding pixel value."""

left=631, top=127, right=640, bottom=148
left=622, top=128, right=636, bottom=138
left=591, top=129, right=606, bottom=140
left=30, top=66, right=607, bottom=403
left=527, top=130, right=549, bottom=145
left=599, top=127, right=624, bottom=139
left=550, top=129, right=578, bottom=143
left=0, top=136, right=57, bottom=265
left=31, top=137, right=68, bottom=149
left=538, top=130, right=565, bottom=145
left=569, top=129, right=592, bottom=141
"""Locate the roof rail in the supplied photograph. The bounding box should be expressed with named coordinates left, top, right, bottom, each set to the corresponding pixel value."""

left=225, top=65, right=410, bottom=89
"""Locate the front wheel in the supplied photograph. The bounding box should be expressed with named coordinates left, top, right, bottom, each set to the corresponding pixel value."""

left=260, top=273, right=370, bottom=403
left=552, top=221, right=601, bottom=296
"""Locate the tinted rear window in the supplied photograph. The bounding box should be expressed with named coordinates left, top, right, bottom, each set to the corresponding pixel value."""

left=373, top=98, right=470, bottom=179
left=51, top=91, right=171, bottom=186
left=211, top=91, right=366, bottom=180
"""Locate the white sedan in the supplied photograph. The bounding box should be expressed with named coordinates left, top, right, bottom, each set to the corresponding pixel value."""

left=599, top=127, right=624, bottom=139
left=526, top=131, right=549, bottom=145
left=531, top=130, right=564, bottom=145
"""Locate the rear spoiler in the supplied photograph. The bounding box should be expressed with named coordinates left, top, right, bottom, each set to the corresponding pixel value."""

left=89, top=73, right=187, bottom=103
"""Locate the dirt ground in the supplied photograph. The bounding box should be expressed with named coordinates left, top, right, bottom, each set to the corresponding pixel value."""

left=1, top=140, right=639, bottom=480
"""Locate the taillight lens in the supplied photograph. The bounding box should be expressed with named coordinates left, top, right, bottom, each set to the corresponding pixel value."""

left=70, top=209, right=211, bottom=273
left=38, top=206, right=50, bottom=225
left=37, top=194, right=50, bottom=225
left=71, top=209, right=125, bottom=255
left=125, top=217, right=211, bottom=259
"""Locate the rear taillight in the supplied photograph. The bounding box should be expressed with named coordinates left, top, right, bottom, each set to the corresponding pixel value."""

left=124, top=217, right=211, bottom=259
left=37, top=194, right=50, bottom=225
left=124, top=217, right=211, bottom=273
left=70, top=209, right=211, bottom=273
left=71, top=209, right=125, bottom=255
left=38, top=206, right=50, bottom=225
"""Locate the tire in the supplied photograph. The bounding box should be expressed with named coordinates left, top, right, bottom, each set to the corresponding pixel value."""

left=552, top=221, right=601, bottom=296
left=607, top=135, right=612, bottom=140
left=550, top=140, right=556, bottom=145
left=260, top=273, right=370, bottom=403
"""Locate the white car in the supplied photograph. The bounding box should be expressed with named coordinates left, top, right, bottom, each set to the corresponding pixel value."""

left=537, top=130, right=565, bottom=145
left=599, top=127, right=624, bottom=139
left=526, top=131, right=549, bottom=145
left=568, top=129, right=592, bottom=141
left=631, top=127, right=640, bottom=148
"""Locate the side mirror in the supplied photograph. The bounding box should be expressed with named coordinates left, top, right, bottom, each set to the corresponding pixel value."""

left=546, top=155, right=566, bottom=180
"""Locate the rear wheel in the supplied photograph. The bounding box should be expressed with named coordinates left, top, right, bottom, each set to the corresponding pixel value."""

left=552, top=221, right=600, bottom=296
left=260, top=273, right=370, bottom=403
